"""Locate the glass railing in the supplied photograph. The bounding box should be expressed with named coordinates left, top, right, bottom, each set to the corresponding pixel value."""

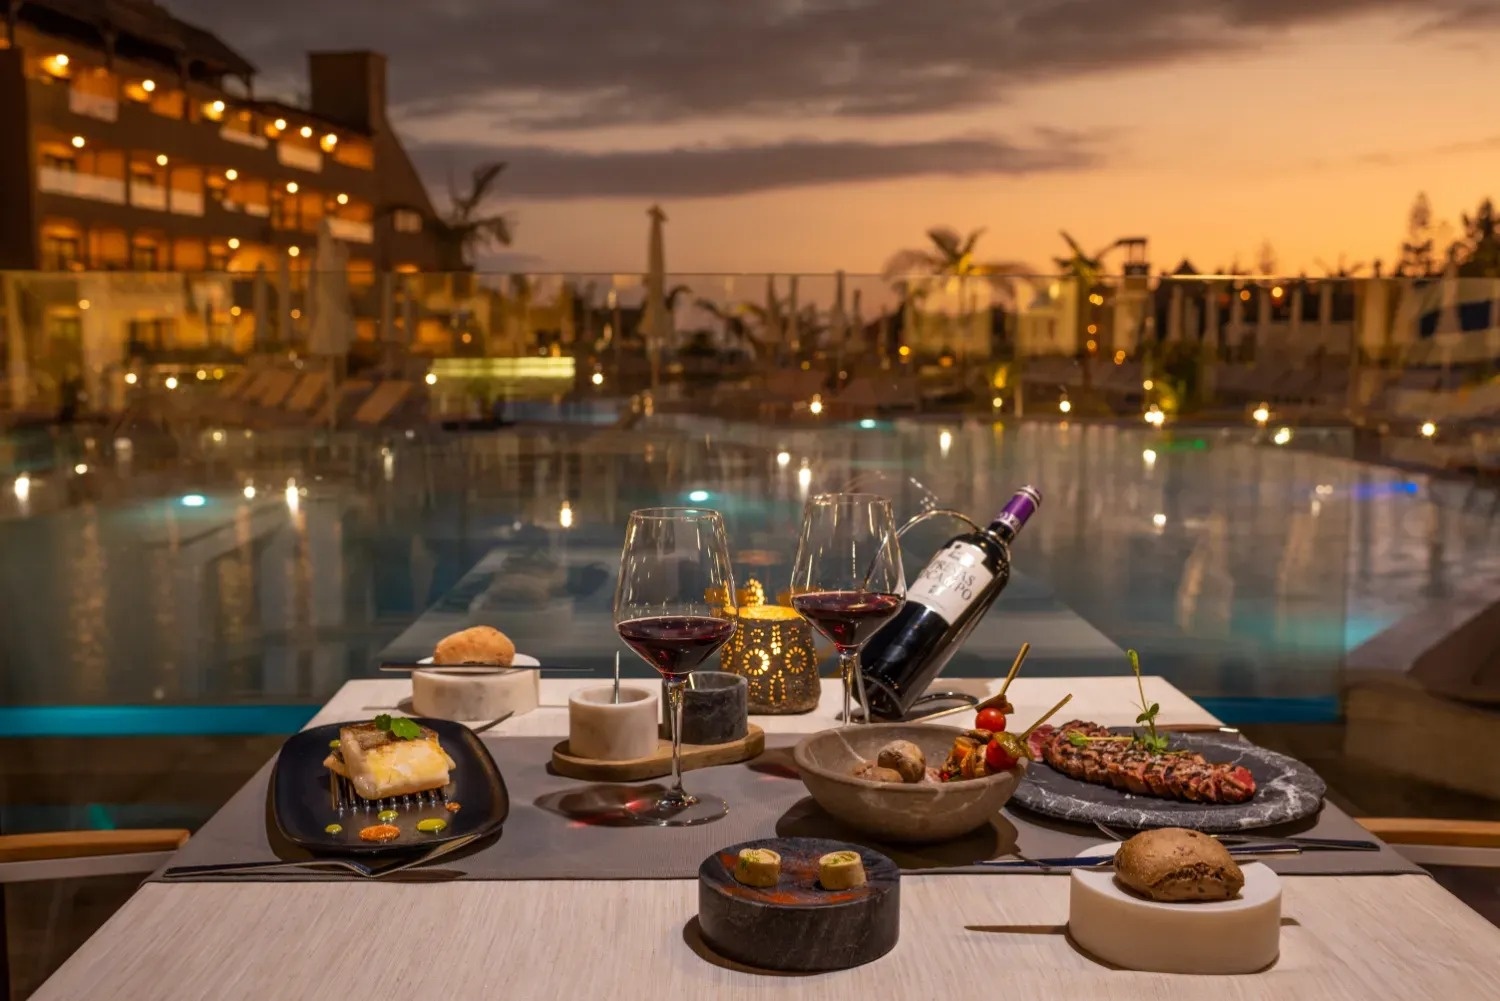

left=0, top=270, right=1496, bottom=836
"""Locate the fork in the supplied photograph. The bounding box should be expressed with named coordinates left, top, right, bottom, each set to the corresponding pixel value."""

left=160, top=833, right=482, bottom=880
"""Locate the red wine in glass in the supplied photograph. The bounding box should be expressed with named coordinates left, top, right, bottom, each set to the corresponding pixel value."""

left=616, top=615, right=735, bottom=679
left=790, top=591, right=903, bottom=650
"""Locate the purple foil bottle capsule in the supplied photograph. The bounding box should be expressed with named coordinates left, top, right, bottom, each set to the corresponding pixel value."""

left=992, top=485, right=1042, bottom=540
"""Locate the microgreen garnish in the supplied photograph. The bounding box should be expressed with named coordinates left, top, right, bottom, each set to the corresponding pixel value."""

left=1128, top=649, right=1170, bottom=754
left=375, top=713, right=422, bottom=740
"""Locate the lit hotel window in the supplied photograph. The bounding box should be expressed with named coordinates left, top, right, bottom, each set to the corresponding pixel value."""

left=393, top=210, right=423, bottom=234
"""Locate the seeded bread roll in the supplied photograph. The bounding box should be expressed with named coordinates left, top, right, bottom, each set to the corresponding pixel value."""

left=433, top=626, right=516, bottom=667
left=1114, top=827, right=1245, bottom=903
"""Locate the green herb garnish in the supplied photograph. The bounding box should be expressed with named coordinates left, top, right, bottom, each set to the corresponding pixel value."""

left=1061, top=651, right=1172, bottom=754
left=1128, top=649, right=1170, bottom=754
left=374, top=713, right=422, bottom=740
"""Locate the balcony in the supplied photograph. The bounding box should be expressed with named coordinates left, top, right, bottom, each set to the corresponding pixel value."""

left=38, top=167, right=125, bottom=204
left=130, top=183, right=168, bottom=211
left=170, top=190, right=205, bottom=217
left=68, top=88, right=118, bottom=122
left=276, top=144, right=323, bottom=173
left=326, top=217, right=374, bottom=244
left=220, top=125, right=268, bottom=150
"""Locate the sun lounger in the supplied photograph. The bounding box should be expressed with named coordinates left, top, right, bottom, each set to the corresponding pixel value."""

left=351, top=380, right=416, bottom=427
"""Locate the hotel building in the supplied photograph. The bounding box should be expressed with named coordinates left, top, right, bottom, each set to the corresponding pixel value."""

left=0, top=0, right=446, bottom=407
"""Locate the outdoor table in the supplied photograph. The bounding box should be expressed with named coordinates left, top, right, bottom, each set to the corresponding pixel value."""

left=29, top=676, right=1500, bottom=1000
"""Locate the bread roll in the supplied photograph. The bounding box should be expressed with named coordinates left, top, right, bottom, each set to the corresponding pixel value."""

left=1114, top=827, right=1245, bottom=902
left=433, top=626, right=516, bottom=667
left=851, top=761, right=905, bottom=783
left=876, top=740, right=926, bottom=783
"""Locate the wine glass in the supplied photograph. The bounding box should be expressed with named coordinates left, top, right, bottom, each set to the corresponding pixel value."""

left=789, top=493, right=906, bottom=724
left=614, top=507, right=736, bottom=826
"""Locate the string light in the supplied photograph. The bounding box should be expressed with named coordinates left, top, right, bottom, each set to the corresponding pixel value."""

left=70, top=135, right=85, bottom=149
left=141, top=78, right=156, bottom=92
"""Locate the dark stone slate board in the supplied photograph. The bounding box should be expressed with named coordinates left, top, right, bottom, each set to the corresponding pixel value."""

left=1011, top=730, right=1327, bottom=833
left=697, top=837, right=899, bottom=972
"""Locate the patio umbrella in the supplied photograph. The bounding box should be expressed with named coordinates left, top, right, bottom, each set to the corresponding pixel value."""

left=640, top=205, right=671, bottom=389
left=787, top=275, right=800, bottom=357
left=829, top=269, right=848, bottom=350
left=251, top=264, right=269, bottom=352
left=851, top=288, right=864, bottom=354
left=308, top=219, right=353, bottom=361
left=277, top=251, right=292, bottom=347
left=764, top=274, right=783, bottom=362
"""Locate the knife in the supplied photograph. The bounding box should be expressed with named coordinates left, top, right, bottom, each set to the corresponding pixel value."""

left=979, top=844, right=1303, bottom=870
left=378, top=663, right=593, bottom=675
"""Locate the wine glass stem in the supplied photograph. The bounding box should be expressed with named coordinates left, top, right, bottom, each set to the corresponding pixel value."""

left=840, top=650, right=863, bottom=724
left=666, top=676, right=687, bottom=797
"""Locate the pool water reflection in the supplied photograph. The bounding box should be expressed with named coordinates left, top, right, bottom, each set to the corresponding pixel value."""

left=0, top=419, right=1492, bottom=731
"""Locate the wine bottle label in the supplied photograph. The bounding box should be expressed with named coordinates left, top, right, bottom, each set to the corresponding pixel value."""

left=905, top=541, right=995, bottom=625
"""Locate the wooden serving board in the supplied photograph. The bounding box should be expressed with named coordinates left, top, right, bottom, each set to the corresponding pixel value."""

left=550, top=724, right=764, bottom=781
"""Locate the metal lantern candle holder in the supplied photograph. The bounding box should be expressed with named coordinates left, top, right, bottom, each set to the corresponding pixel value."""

left=718, top=579, right=822, bottom=714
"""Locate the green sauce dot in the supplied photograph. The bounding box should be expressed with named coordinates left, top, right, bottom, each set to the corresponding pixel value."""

left=416, top=818, right=448, bottom=834
left=329, top=739, right=340, bottom=748
left=324, top=823, right=343, bottom=834
left=377, top=810, right=398, bottom=822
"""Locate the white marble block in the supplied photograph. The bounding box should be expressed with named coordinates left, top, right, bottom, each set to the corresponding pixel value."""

left=568, top=685, right=659, bottom=761
left=1068, top=842, right=1282, bottom=975
left=412, top=666, right=540, bottom=721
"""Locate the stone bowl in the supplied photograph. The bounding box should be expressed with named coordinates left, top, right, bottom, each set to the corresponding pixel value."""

left=793, top=723, right=1025, bottom=843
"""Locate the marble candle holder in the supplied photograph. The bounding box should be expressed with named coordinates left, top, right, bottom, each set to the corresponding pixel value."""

left=664, top=672, right=748, bottom=746
left=568, top=685, right=659, bottom=761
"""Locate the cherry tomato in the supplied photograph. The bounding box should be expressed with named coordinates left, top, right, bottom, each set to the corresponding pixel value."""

left=985, top=737, right=1020, bottom=772
left=975, top=707, right=1008, bottom=732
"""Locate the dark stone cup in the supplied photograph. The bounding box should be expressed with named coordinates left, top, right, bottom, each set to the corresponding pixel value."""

left=663, top=671, right=748, bottom=745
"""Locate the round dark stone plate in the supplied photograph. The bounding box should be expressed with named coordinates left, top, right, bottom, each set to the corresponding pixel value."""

left=697, top=837, right=900, bottom=972
left=1011, top=729, right=1327, bottom=832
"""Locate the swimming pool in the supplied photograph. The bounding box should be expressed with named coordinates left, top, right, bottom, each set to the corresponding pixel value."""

left=1, top=417, right=1491, bottom=733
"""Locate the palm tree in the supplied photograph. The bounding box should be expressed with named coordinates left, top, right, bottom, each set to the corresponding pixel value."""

left=386, top=163, right=515, bottom=271
left=1052, top=231, right=1122, bottom=290
left=695, top=297, right=763, bottom=358
left=884, top=227, right=1030, bottom=364
left=883, top=226, right=1031, bottom=305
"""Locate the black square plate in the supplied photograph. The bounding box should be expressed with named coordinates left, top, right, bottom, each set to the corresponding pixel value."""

left=270, top=718, right=508, bottom=854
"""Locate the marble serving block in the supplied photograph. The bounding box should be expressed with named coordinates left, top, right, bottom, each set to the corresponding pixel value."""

left=697, top=836, right=900, bottom=972
left=568, top=685, right=659, bottom=761
left=664, top=672, right=748, bottom=745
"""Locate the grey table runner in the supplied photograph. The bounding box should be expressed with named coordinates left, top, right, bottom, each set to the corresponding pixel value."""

left=151, top=735, right=1422, bottom=882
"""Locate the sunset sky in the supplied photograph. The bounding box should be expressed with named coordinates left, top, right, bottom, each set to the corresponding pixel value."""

left=176, top=0, right=1500, bottom=278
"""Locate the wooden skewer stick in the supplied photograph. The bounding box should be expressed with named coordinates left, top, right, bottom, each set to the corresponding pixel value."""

left=1019, top=692, right=1074, bottom=739
left=996, top=642, right=1030, bottom=700
left=910, top=641, right=1032, bottom=724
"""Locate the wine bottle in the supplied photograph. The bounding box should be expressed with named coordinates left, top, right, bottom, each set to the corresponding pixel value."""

left=858, top=486, right=1042, bottom=720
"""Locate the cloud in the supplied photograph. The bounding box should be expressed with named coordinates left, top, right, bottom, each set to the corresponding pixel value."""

left=1354, top=134, right=1500, bottom=167
left=169, top=0, right=1486, bottom=132
left=409, top=132, right=1102, bottom=199
left=1412, top=2, right=1500, bottom=33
